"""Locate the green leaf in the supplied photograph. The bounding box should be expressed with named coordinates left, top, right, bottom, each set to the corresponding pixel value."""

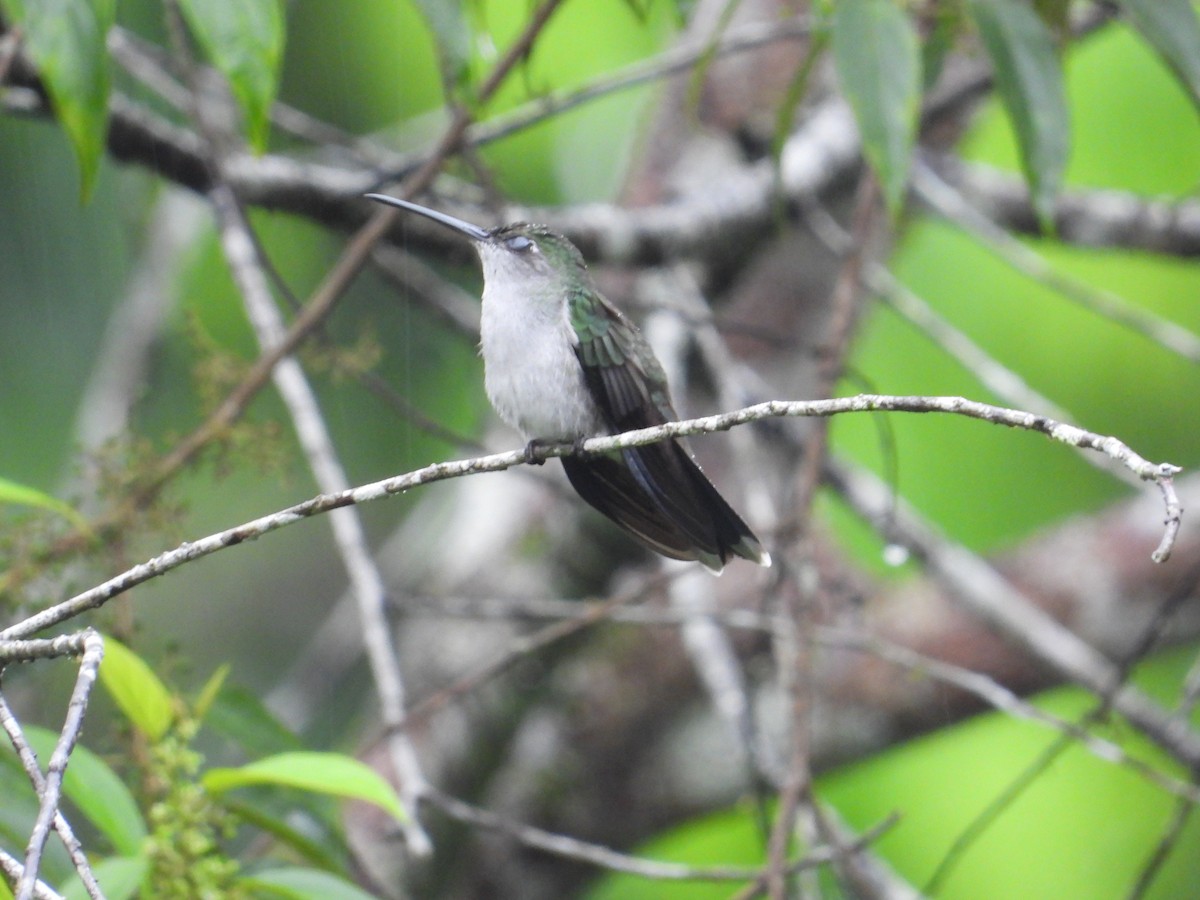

left=193, top=663, right=231, bottom=723
left=205, top=685, right=303, bottom=759
left=203, top=751, right=407, bottom=822
left=60, top=856, right=147, bottom=900
left=24, top=726, right=146, bottom=857
left=1116, top=0, right=1200, bottom=106
left=98, top=636, right=174, bottom=740
left=968, top=0, right=1069, bottom=229
left=0, top=0, right=116, bottom=199
left=175, top=0, right=285, bottom=151
left=222, top=797, right=345, bottom=872
left=0, top=752, right=41, bottom=839
left=239, top=867, right=380, bottom=900
left=922, top=6, right=963, bottom=91
left=832, top=0, right=922, bottom=215
left=0, top=475, right=90, bottom=534
left=411, top=0, right=471, bottom=86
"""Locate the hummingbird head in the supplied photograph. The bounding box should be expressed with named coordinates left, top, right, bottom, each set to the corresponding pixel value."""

left=365, top=194, right=590, bottom=295
left=475, top=223, right=589, bottom=292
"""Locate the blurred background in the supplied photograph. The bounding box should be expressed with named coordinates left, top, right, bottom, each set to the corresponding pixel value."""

left=2, top=1, right=1200, bottom=898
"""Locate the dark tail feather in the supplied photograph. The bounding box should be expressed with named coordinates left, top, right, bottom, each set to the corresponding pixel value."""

left=562, top=443, right=769, bottom=572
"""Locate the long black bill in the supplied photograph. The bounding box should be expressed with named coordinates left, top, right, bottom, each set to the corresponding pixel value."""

left=365, top=194, right=490, bottom=241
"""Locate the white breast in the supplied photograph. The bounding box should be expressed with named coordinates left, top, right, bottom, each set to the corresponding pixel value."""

left=479, top=278, right=605, bottom=440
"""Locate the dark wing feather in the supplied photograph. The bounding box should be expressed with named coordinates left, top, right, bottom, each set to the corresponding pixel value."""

left=566, top=288, right=766, bottom=570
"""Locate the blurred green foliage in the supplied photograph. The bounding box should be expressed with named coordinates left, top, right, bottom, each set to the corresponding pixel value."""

left=833, top=22, right=1200, bottom=554
left=3, top=3, right=1199, bottom=897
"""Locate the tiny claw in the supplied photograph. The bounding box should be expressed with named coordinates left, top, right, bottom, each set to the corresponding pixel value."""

left=523, top=439, right=548, bottom=466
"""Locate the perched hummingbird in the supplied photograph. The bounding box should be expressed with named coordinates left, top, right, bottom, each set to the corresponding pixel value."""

left=367, top=194, right=770, bottom=573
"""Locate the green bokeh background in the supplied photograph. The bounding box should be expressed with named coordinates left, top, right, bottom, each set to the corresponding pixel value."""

left=1, top=4, right=1197, bottom=896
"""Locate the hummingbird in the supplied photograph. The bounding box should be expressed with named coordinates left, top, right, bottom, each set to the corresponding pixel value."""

left=366, top=194, right=770, bottom=573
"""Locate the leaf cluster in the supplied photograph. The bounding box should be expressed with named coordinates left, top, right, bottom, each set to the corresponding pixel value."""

left=0, top=638, right=404, bottom=899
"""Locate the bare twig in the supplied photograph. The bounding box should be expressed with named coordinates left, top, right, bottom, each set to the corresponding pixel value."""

left=822, top=628, right=1200, bottom=805
left=913, top=160, right=1200, bottom=363
left=0, top=849, right=62, bottom=900
left=638, top=273, right=774, bottom=786
left=411, top=16, right=812, bottom=169
left=0, top=690, right=103, bottom=899
left=165, top=0, right=435, bottom=853
left=1127, top=798, right=1194, bottom=900
left=398, top=574, right=669, bottom=731
left=924, top=555, right=1200, bottom=892
left=402, top=593, right=1200, bottom=806
left=0, top=632, right=96, bottom=664
left=830, top=461, right=1200, bottom=770
left=204, top=181, right=433, bottom=854
left=120, top=0, right=564, bottom=512
left=425, top=787, right=898, bottom=882
left=765, top=172, right=882, bottom=900
left=13, top=631, right=103, bottom=900
left=3, top=394, right=1180, bottom=642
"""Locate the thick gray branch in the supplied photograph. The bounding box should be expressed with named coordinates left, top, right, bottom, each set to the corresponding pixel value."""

left=929, top=155, right=1200, bottom=258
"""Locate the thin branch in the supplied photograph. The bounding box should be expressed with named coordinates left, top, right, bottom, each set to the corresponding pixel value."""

left=913, top=159, right=1200, bottom=364
left=829, top=461, right=1200, bottom=771
left=0, top=1, right=565, bottom=548
left=798, top=194, right=1144, bottom=488
left=1127, top=799, right=1194, bottom=900
left=638, top=274, right=774, bottom=786
left=0, top=849, right=62, bottom=900
left=805, top=805, right=924, bottom=900
left=154, top=0, right=434, bottom=853
left=205, top=180, right=433, bottom=855
left=0, top=632, right=96, bottom=664
left=14, top=631, right=103, bottom=900
left=393, top=16, right=813, bottom=174
left=424, top=787, right=898, bottom=882
left=398, top=574, right=670, bottom=732
left=401, top=594, right=1200, bottom=807
left=925, top=556, right=1200, bottom=892
left=0, top=690, right=103, bottom=899
left=821, top=628, right=1200, bottom=806
left=3, top=394, right=1180, bottom=642
left=765, top=171, right=882, bottom=900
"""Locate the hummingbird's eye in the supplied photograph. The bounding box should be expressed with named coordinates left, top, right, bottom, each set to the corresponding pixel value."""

left=504, top=235, right=534, bottom=252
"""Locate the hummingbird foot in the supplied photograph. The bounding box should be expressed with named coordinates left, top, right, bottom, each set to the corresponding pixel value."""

left=522, top=440, right=547, bottom=466
left=524, top=437, right=586, bottom=465
left=522, top=438, right=562, bottom=466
